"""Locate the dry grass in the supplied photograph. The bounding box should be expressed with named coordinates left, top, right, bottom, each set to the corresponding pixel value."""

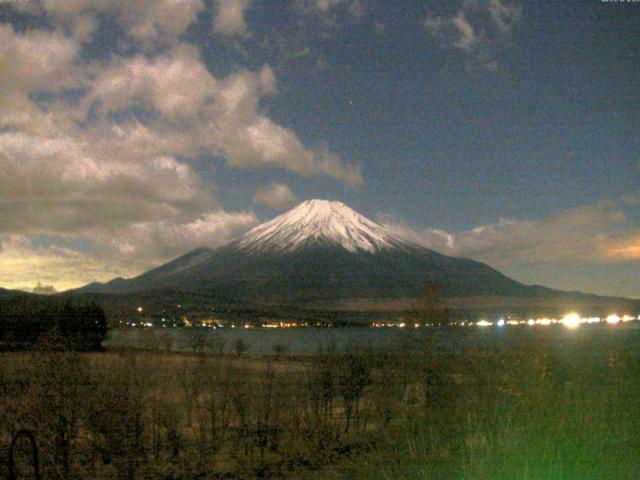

left=2, top=327, right=640, bottom=479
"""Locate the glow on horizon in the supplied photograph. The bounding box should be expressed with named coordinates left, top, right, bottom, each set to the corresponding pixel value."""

left=561, top=312, right=581, bottom=329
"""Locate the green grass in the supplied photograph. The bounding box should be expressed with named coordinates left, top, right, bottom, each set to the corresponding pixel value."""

left=337, top=331, right=640, bottom=479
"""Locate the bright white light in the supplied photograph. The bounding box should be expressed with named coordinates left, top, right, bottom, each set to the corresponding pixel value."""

left=527, top=319, right=535, bottom=326
left=606, top=314, right=620, bottom=324
left=622, top=315, right=634, bottom=322
left=136, top=306, right=143, bottom=313
left=476, top=320, right=492, bottom=327
left=561, top=312, right=581, bottom=329
left=536, top=318, right=552, bottom=326
left=497, top=319, right=505, bottom=327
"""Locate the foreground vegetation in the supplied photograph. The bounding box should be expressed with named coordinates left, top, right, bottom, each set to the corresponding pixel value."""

left=1, top=326, right=639, bottom=479
left=0, top=295, right=107, bottom=351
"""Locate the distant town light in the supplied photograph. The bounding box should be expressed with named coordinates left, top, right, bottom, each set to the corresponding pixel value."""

left=606, top=314, right=621, bottom=324
left=476, top=320, right=492, bottom=327
left=561, top=312, right=581, bottom=329
left=136, top=306, right=143, bottom=313
left=496, top=319, right=505, bottom=327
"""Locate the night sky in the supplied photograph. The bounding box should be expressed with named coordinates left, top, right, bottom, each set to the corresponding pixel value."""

left=0, top=0, right=638, bottom=297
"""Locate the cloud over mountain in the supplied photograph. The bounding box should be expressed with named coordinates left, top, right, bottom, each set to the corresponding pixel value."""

left=383, top=203, right=640, bottom=266
left=253, top=183, right=298, bottom=210
left=0, top=3, right=360, bottom=290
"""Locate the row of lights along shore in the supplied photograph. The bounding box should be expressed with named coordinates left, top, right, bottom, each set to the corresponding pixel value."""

left=131, top=306, right=638, bottom=329
left=371, top=313, right=639, bottom=329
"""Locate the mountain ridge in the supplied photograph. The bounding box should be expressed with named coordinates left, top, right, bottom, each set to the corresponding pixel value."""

left=74, top=199, right=533, bottom=300
left=71, top=199, right=637, bottom=309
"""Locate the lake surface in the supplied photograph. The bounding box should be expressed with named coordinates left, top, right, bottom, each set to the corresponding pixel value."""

left=105, top=323, right=640, bottom=355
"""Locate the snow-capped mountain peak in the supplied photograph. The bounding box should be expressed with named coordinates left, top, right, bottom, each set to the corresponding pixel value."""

left=235, top=199, right=408, bottom=253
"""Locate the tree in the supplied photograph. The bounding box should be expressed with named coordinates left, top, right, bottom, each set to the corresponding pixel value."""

left=337, top=350, right=372, bottom=433
left=409, top=281, right=451, bottom=327
left=0, top=297, right=107, bottom=350
left=234, top=338, right=249, bottom=357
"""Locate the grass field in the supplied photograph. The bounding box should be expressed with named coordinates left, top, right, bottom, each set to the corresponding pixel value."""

left=1, top=326, right=640, bottom=479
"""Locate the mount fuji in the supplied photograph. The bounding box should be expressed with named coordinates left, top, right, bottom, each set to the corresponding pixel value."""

left=76, top=199, right=537, bottom=302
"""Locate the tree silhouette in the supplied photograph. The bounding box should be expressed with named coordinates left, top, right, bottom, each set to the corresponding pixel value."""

left=409, top=281, right=451, bottom=326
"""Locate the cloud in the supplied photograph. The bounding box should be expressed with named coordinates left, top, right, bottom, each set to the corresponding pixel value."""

left=88, top=210, right=258, bottom=262
left=17, top=0, right=205, bottom=46
left=253, top=183, right=298, bottom=210
left=0, top=26, right=359, bottom=237
left=213, top=0, right=252, bottom=37
left=0, top=6, right=360, bottom=290
left=0, top=24, right=82, bottom=131
left=295, top=0, right=365, bottom=22
left=451, top=13, right=476, bottom=51
left=0, top=131, right=213, bottom=235
left=314, top=0, right=351, bottom=11
left=78, top=45, right=360, bottom=183
left=0, top=24, right=80, bottom=91
left=488, top=0, right=521, bottom=33
left=383, top=203, right=640, bottom=266
left=0, top=235, right=129, bottom=292
left=424, top=0, right=521, bottom=70
left=0, top=209, right=258, bottom=291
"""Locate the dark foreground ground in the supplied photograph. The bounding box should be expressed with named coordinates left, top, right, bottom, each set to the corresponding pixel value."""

left=1, top=325, right=640, bottom=479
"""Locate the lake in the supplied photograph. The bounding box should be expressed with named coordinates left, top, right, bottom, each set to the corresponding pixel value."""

left=104, top=322, right=640, bottom=355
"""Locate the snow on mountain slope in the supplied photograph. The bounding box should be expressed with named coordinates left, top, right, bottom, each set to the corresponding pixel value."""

left=235, top=199, right=411, bottom=253
left=71, top=199, right=541, bottom=299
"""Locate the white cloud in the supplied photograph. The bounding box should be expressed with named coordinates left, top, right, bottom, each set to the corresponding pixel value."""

left=0, top=209, right=258, bottom=291
left=89, top=210, right=258, bottom=262
left=424, top=0, right=521, bottom=70
left=488, top=0, right=521, bottom=33
left=0, top=24, right=82, bottom=131
left=253, top=183, right=298, bottom=210
left=213, top=0, right=252, bottom=37
left=0, top=1, right=361, bottom=290
left=0, top=27, right=359, bottom=239
left=383, top=203, right=640, bottom=266
left=451, top=13, right=476, bottom=51
left=0, top=131, right=212, bottom=235
left=80, top=46, right=361, bottom=184
left=19, top=0, right=205, bottom=46
left=295, top=0, right=365, bottom=22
